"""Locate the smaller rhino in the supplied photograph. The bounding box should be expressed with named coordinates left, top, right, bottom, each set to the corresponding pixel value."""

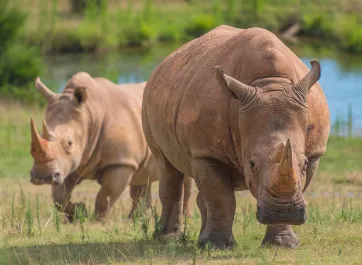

left=29, top=73, right=192, bottom=221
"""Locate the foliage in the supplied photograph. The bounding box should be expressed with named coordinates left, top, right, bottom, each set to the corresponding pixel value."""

left=17, top=0, right=362, bottom=57
left=69, top=0, right=101, bottom=13
left=0, top=0, right=43, bottom=98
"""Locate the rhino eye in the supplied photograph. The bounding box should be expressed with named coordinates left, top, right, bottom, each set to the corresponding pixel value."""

left=302, top=159, right=308, bottom=174
left=249, top=160, right=256, bottom=171
left=68, top=140, right=73, bottom=147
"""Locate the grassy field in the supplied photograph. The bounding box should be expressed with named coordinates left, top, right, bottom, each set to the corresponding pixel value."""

left=1, top=103, right=362, bottom=264
left=16, top=0, right=362, bottom=54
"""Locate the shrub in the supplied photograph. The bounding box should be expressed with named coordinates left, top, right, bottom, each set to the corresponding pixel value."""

left=186, top=14, right=217, bottom=37
left=0, top=0, right=43, bottom=98
left=69, top=0, right=101, bottom=14
left=337, top=15, right=362, bottom=53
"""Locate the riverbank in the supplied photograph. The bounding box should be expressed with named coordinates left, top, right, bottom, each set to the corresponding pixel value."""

left=22, top=0, right=362, bottom=54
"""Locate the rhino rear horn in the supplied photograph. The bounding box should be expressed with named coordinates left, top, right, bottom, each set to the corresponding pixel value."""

left=270, top=139, right=298, bottom=194
left=215, top=66, right=256, bottom=103
left=42, top=120, right=55, bottom=140
left=295, top=60, right=321, bottom=94
left=35, top=77, right=56, bottom=102
left=279, top=139, right=294, bottom=176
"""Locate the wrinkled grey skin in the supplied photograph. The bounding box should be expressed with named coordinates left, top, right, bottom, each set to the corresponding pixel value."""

left=30, top=73, right=193, bottom=221
left=142, top=26, right=330, bottom=249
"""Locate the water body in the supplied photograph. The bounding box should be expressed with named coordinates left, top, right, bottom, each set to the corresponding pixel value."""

left=43, top=40, right=362, bottom=136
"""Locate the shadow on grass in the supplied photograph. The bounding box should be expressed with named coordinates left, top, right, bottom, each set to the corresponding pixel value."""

left=3, top=239, right=196, bottom=265
left=2, top=238, right=251, bottom=265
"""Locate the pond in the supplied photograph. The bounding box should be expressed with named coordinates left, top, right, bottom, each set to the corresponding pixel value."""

left=43, top=40, right=362, bottom=136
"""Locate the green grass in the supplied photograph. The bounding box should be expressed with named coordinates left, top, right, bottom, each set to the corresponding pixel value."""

left=1, top=103, right=362, bottom=264
left=17, top=0, right=362, bottom=54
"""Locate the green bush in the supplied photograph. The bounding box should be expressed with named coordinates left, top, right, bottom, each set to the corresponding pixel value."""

left=337, top=15, right=362, bottom=53
left=186, top=14, right=217, bottom=37
left=69, top=0, right=101, bottom=14
left=122, top=19, right=157, bottom=46
left=0, top=0, right=43, bottom=98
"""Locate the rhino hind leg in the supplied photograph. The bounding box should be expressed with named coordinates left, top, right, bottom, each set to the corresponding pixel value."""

left=183, top=176, right=193, bottom=217
left=95, top=166, right=135, bottom=220
left=128, top=184, right=152, bottom=219
left=262, top=225, right=299, bottom=248
left=157, top=165, right=185, bottom=236
left=192, top=158, right=236, bottom=249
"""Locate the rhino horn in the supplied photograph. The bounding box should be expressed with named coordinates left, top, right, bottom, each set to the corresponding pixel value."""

left=295, top=60, right=321, bottom=94
left=35, top=77, right=56, bottom=102
left=279, top=139, right=294, bottom=175
left=270, top=139, right=298, bottom=194
left=215, top=66, right=256, bottom=103
left=42, top=120, right=55, bottom=140
left=30, top=118, right=46, bottom=155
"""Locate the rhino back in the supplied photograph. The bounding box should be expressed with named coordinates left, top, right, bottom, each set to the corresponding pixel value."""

left=143, top=25, right=329, bottom=176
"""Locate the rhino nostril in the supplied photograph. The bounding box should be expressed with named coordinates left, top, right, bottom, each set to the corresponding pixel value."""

left=52, top=172, right=61, bottom=181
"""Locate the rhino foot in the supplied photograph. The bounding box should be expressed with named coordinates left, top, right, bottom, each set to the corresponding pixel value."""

left=262, top=225, right=299, bottom=248
left=197, top=231, right=235, bottom=249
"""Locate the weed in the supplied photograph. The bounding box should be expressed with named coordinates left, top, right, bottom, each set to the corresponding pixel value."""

left=141, top=215, right=150, bottom=239
left=192, top=242, right=198, bottom=265
left=152, top=206, right=162, bottom=241
left=36, top=193, right=41, bottom=235
left=25, top=194, right=33, bottom=237
left=205, top=241, right=212, bottom=258
left=53, top=204, right=60, bottom=233
left=11, top=192, right=15, bottom=230
left=241, top=201, right=253, bottom=233
left=179, top=213, right=190, bottom=246
left=75, top=203, right=87, bottom=243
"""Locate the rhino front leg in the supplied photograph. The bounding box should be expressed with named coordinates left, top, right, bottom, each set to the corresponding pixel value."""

left=192, top=159, right=236, bottom=249
left=128, top=184, right=152, bottom=218
left=52, top=178, right=80, bottom=223
left=95, top=166, right=134, bottom=220
left=196, top=192, right=207, bottom=237
left=262, top=225, right=299, bottom=248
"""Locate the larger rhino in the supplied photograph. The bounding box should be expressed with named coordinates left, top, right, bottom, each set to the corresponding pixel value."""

left=30, top=73, right=193, bottom=221
left=142, top=26, right=330, bottom=248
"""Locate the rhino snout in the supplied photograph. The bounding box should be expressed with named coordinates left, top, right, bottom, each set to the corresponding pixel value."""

left=256, top=204, right=306, bottom=225
left=30, top=169, right=63, bottom=185
left=256, top=189, right=307, bottom=225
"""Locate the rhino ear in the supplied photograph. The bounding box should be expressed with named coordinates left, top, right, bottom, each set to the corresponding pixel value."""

left=73, top=87, right=87, bottom=105
left=294, top=60, right=321, bottom=94
left=215, top=66, right=256, bottom=103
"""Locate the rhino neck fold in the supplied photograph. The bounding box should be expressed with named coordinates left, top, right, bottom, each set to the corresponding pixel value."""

left=228, top=97, right=245, bottom=187
left=79, top=94, right=105, bottom=169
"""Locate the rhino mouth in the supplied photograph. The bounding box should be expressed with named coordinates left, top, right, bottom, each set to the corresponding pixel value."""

left=30, top=171, right=62, bottom=185
left=30, top=176, right=53, bottom=185
left=256, top=189, right=307, bottom=225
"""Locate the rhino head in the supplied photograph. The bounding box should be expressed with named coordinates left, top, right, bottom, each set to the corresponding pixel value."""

left=216, top=60, right=321, bottom=226
left=30, top=77, right=89, bottom=186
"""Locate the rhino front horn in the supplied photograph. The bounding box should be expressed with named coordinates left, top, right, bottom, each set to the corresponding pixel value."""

left=30, top=118, right=45, bottom=153
left=295, top=60, right=321, bottom=94
left=35, top=77, right=56, bottom=102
